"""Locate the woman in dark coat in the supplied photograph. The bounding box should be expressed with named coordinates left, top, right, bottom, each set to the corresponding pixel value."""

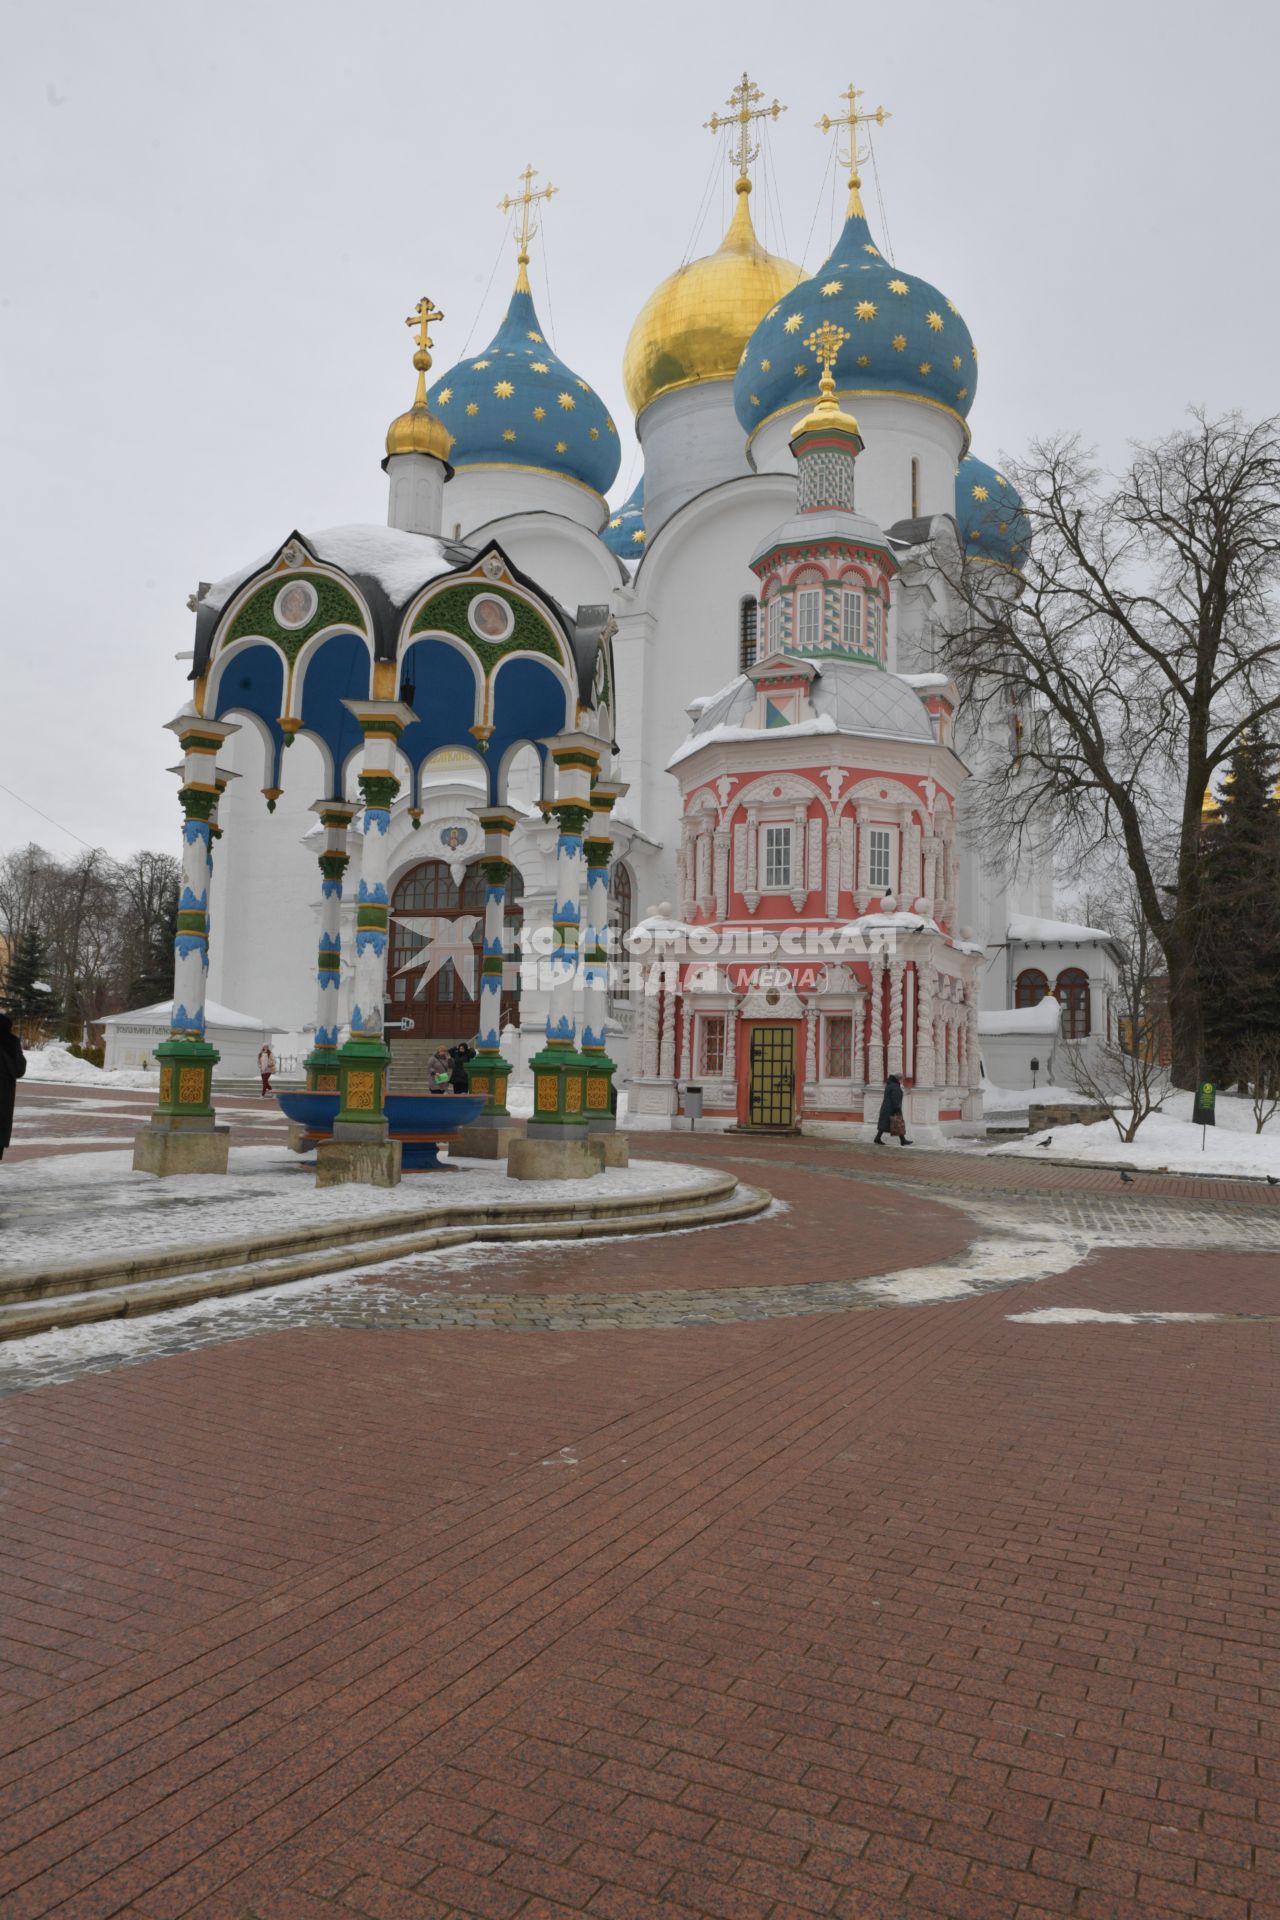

left=873, top=1072, right=912, bottom=1146
left=0, top=1013, right=27, bottom=1159
left=448, top=1040, right=476, bottom=1095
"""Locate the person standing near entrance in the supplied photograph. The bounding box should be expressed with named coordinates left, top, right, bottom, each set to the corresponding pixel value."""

left=873, top=1073, right=912, bottom=1146
left=258, top=1043, right=277, bottom=1097
left=448, top=1040, right=476, bottom=1094
left=0, top=1013, right=27, bottom=1161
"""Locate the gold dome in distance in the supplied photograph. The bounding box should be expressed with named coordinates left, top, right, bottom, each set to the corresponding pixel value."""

left=623, top=179, right=801, bottom=419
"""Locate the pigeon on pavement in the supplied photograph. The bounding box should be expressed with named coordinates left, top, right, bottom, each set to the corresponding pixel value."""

left=1119, top=1170, right=1136, bottom=1185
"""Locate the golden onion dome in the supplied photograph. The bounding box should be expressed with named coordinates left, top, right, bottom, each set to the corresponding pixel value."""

left=622, top=180, right=801, bottom=419
left=385, top=402, right=454, bottom=464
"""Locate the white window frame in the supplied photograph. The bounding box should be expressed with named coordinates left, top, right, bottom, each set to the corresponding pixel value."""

left=765, top=595, right=783, bottom=655
left=868, top=825, right=894, bottom=894
left=795, top=587, right=822, bottom=650
left=762, top=822, right=793, bottom=891
left=840, top=589, right=863, bottom=652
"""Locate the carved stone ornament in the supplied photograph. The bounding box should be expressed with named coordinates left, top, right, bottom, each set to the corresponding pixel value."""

left=481, top=553, right=504, bottom=580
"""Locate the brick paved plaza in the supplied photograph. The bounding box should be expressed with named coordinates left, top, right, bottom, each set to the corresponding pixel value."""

left=2, top=1088, right=1280, bottom=1919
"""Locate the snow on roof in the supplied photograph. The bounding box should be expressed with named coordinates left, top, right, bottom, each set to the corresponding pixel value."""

left=204, top=524, right=455, bottom=613
left=99, top=998, right=270, bottom=1032
left=978, top=1000, right=1063, bottom=1035
left=668, top=714, right=839, bottom=767
left=1008, top=914, right=1115, bottom=945
left=898, top=672, right=951, bottom=691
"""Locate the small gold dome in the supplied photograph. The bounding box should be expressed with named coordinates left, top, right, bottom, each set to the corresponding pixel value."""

left=385, top=403, right=453, bottom=463
left=622, top=181, right=801, bottom=418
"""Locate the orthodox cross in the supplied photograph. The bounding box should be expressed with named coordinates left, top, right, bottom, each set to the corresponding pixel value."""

left=497, top=163, right=558, bottom=265
left=805, top=319, right=851, bottom=393
left=405, top=296, right=444, bottom=404
left=817, top=81, right=891, bottom=191
left=705, top=71, right=786, bottom=182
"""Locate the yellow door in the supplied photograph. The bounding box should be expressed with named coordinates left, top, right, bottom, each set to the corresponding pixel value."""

left=748, top=1025, right=796, bottom=1129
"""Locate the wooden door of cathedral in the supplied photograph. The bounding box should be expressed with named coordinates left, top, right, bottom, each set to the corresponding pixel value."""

left=747, top=1025, right=796, bottom=1129
left=387, top=861, right=522, bottom=1044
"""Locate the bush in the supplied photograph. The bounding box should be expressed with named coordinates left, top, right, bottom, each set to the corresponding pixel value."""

left=66, top=1042, right=105, bottom=1069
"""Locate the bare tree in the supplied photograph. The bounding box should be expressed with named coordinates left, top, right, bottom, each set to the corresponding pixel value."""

left=1233, top=1031, right=1280, bottom=1136
left=1065, top=897, right=1171, bottom=1143
left=940, top=410, right=1280, bottom=1088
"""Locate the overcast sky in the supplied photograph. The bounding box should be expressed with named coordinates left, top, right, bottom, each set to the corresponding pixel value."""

left=3, top=0, right=1277, bottom=860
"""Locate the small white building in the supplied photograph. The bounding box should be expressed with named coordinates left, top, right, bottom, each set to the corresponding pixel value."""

left=987, top=915, right=1123, bottom=1089
left=101, top=999, right=272, bottom=1081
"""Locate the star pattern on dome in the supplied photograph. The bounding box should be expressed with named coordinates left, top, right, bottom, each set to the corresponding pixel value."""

left=918, top=361, right=932, bottom=374
left=957, top=455, right=1029, bottom=572
left=531, top=361, right=550, bottom=373
left=494, top=379, right=514, bottom=398
left=555, top=439, right=568, bottom=453
left=971, top=483, right=989, bottom=500
left=792, top=363, right=806, bottom=378
left=783, top=314, right=803, bottom=334
left=472, top=359, right=491, bottom=369
left=466, top=402, right=479, bottom=415
left=863, top=244, right=880, bottom=256
left=761, top=358, right=771, bottom=371
left=437, top=387, right=453, bottom=405
left=558, top=392, right=576, bottom=410
left=502, top=428, right=517, bottom=442
left=533, top=405, right=546, bottom=420
left=926, top=311, right=944, bottom=331
left=856, top=353, right=870, bottom=367
left=632, top=529, right=646, bottom=545
left=855, top=300, right=877, bottom=321
left=608, top=516, right=622, bottom=529
left=527, top=330, right=544, bottom=343
left=821, top=280, right=843, bottom=297
left=750, top=392, right=761, bottom=404
left=589, top=426, right=599, bottom=439
left=951, top=355, right=962, bottom=370
left=888, top=279, right=909, bottom=295
left=891, top=334, right=906, bottom=352
left=576, top=379, right=589, bottom=391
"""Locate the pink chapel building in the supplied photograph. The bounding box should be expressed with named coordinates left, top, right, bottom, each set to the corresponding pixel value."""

left=627, top=344, right=983, bottom=1135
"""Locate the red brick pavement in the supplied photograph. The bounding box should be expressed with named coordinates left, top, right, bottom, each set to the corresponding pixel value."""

left=3, top=1098, right=1280, bottom=1917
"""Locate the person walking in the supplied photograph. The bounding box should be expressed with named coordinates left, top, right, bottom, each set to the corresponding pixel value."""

left=873, top=1072, right=912, bottom=1146
left=428, top=1047, right=453, bottom=1091
left=258, top=1043, right=277, bottom=1097
left=0, top=1013, right=27, bottom=1161
left=448, top=1039, right=476, bottom=1095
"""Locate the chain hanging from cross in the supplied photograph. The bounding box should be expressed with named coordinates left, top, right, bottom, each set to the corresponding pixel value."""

left=705, top=71, right=785, bottom=183
left=405, top=296, right=444, bottom=406
left=817, top=81, right=891, bottom=193
left=497, top=163, right=558, bottom=266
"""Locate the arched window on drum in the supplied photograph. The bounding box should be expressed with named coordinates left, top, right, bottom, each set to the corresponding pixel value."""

left=609, top=860, right=634, bottom=1002
left=1014, top=968, right=1048, bottom=1009
left=1055, top=967, right=1090, bottom=1038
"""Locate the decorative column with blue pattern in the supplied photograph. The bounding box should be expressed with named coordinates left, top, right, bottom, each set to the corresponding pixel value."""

left=468, top=805, right=517, bottom=1119
left=132, top=712, right=239, bottom=1176
left=527, top=733, right=601, bottom=1135
left=581, top=776, right=627, bottom=1129
left=305, top=799, right=359, bottom=1091
left=323, top=694, right=414, bottom=1181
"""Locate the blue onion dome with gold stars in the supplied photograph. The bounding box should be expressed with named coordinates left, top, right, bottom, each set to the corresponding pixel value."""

left=600, top=475, right=646, bottom=557
left=429, top=268, right=620, bottom=497
left=734, top=183, right=977, bottom=445
left=955, top=455, right=1029, bottom=571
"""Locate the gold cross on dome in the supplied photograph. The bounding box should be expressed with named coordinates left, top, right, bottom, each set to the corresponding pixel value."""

left=817, top=81, right=891, bottom=192
left=705, top=71, right=786, bottom=183
left=497, top=163, right=558, bottom=264
left=405, top=296, right=444, bottom=404
left=805, top=320, right=850, bottom=380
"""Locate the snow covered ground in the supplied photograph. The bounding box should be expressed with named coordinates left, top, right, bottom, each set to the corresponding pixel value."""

left=995, top=1088, right=1280, bottom=1180
left=0, top=1146, right=712, bottom=1274
left=21, top=1044, right=158, bottom=1091
left=982, top=1081, right=1094, bottom=1114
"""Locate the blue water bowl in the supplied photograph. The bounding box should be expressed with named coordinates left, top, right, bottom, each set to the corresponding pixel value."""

left=276, top=1090, right=486, bottom=1169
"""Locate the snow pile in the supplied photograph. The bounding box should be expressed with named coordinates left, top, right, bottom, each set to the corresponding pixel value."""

left=978, top=1001, right=1062, bottom=1036
left=21, top=1045, right=157, bottom=1090
left=1008, top=1307, right=1220, bottom=1326
left=996, top=1089, right=1280, bottom=1180
left=1007, top=914, right=1115, bottom=945
left=982, top=1081, right=1092, bottom=1113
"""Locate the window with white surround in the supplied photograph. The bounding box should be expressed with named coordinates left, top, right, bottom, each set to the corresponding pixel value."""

left=700, top=1015, right=726, bottom=1076
left=763, top=823, right=792, bottom=889
left=795, top=588, right=821, bottom=650
left=765, top=595, right=783, bottom=654
left=823, top=1014, right=853, bottom=1078
left=840, top=589, right=863, bottom=652
left=868, top=826, right=892, bottom=893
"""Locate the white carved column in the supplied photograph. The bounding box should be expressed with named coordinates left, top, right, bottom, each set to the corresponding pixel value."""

left=906, top=816, right=922, bottom=905
left=658, top=964, right=677, bottom=1079
left=641, top=962, right=660, bottom=1076
left=744, top=806, right=760, bottom=910
left=868, top=949, right=886, bottom=1083
left=680, top=1002, right=694, bottom=1081
left=851, top=993, right=865, bottom=1087
left=855, top=804, right=872, bottom=909
left=966, top=987, right=981, bottom=1092
left=713, top=830, right=730, bottom=919
left=887, top=955, right=905, bottom=1078
left=804, top=1004, right=818, bottom=1088
left=916, top=963, right=937, bottom=1088
left=723, top=1005, right=737, bottom=1092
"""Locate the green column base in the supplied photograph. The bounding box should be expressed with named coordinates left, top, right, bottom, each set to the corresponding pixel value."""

left=528, top=1044, right=590, bottom=1134
left=580, top=1050, right=618, bottom=1129
left=304, top=1047, right=341, bottom=1094
left=466, top=1051, right=513, bottom=1118
left=333, top=1035, right=390, bottom=1133
left=153, top=1036, right=220, bottom=1123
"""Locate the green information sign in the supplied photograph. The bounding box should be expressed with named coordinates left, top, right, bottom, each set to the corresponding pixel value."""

left=1192, top=1080, right=1216, bottom=1127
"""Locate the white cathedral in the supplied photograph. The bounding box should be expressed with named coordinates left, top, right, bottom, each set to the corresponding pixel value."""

left=199, top=79, right=1116, bottom=1105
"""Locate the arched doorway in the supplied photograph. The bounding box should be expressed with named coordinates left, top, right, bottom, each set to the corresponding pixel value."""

left=387, top=860, right=523, bottom=1042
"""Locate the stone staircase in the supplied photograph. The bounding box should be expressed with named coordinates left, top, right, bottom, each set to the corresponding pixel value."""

left=389, top=1038, right=443, bottom=1090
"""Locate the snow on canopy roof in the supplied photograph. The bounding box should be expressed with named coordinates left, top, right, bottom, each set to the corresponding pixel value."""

left=1008, top=914, right=1115, bottom=944
left=100, top=998, right=270, bottom=1032
left=978, top=1001, right=1062, bottom=1035
left=204, top=525, right=457, bottom=613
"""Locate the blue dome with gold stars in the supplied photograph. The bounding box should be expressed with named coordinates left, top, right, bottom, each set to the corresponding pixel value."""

left=955, top=455, right=1029, bottom=572
left=430, top=275, right=620, bottom=497
left=733, top=194, right=977, bottom=443
left=600, top=475, right=646, bottom=558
